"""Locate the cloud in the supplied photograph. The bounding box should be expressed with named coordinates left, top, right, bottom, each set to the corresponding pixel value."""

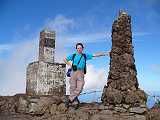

left=0, top=38, right=38, bottom=96
left=44, top=15, right=75, bottom=33
left=83, top=64, right=107, bottom=91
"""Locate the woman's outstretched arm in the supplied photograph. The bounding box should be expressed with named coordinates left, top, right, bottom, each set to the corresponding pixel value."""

left=93, top=51, right=110, bottom=57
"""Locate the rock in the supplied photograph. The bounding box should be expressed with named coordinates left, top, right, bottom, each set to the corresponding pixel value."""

left=0, top=96, right=17, bottom=113
left=102, top=87, right=123, bottom=104
left=90, top=113, right=146, bottom=120
left=74, top=110, right=90, bottom=120
left=135, top=115, right=146, bottom=120
left=0, top=113, right=34, bottom=120
left=108, top=104, right=114, bottom=110
left=90, top=114, right=114, bottom=120
left=140, top=104, right=147, bottom=108
left=98, top=104, right=109, bottom=110
left=0, top=98, right=6, bottom=106
left=114, top=107, right=127, bottom=113
left=0, top=94, right=149, bottom=120
left=57, top=103, right=67, bottom=113
left=99, top=110, right=113, bottom=115
left=16, top=96, right=29, bottom=113
left=125, top=91, right=141, bottom=104
left=50, top=104, right=58, bottom=115
left=15, top=95, right=63, bottom=115
left=122, top=104, right=130, bottom=109
left=147, top=109, right=160, bottom=120
left=28, top=96, right=62, bottom=115
left=88, top=110, right=99, bottom=115
left=28, top=102, right=39, bottom=114
left=136, top=89, right=147, bottom=104
left=129, top=107, right=147, bottom=114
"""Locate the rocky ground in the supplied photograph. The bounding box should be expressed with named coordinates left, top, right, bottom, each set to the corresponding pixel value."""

left=0, top=94, right=159, bottom=120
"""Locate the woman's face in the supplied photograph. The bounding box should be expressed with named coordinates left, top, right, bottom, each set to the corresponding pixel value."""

left=76, top=45, right=83, bottom=54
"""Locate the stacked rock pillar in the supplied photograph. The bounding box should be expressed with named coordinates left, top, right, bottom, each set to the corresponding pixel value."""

left=101, top=11, right=147, bottom=108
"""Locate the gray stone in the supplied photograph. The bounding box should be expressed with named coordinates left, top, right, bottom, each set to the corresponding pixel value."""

left=129, top=107, right=147, bottom=114
left=102, top=87, right=123, bottom=104
left=98, top=104, right=109, bottom=110
left=122, top=104, right=130, bottom=109
left=114, top=107, right=127, bottom=113
left=29, top=98, right=40, bottom=103
left=57, top=103, right=68, bottom=113
left=50, top=104, right=58, bottom=115
left=135, top=115, right=146, bottom=120
left=16, top=96, right=29, bottom=113
left=140, top=104, right=147, bottom=108
left=99, top=110, right=113, bottom=115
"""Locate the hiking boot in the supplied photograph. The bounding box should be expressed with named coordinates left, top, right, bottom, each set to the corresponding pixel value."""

left=72, top=97, right=80, bottom=109
left=73, top=104, right=79, bottom=110
left=75, top=97, right=80, bottom=104
left=64, top=96, right=72, bottom=108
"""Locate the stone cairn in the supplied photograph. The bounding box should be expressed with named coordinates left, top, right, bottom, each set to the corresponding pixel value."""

left=101, top=11, right=147, bottom=113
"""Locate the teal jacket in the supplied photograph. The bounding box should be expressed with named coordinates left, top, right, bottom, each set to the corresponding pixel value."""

left=66, top=52, right=93, bottom=70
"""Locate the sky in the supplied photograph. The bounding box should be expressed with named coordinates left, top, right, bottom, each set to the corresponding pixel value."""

left=0, top=0, right=160, bottom=98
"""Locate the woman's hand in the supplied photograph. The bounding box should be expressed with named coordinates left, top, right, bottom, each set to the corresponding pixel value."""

left=63, top=57, right=72, bottom=67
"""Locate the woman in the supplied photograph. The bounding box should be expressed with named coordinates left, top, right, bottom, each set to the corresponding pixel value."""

left=63, top=42, right=110, bottom=108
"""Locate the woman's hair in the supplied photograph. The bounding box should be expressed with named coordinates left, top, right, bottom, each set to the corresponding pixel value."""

left=76, top=42, right=84, bottom=49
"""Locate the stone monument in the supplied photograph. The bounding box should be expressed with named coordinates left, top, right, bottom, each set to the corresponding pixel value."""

left=101, top=11, right=147, bottom=109
left=26, top=29, right=66, bottom=96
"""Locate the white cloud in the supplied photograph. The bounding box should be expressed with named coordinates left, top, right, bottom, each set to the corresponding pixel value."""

left=0, top=38, right=38, bottom=96
left=84, top=64, right=107, bottom=91
left=44, top=15, right=75, bottom=33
